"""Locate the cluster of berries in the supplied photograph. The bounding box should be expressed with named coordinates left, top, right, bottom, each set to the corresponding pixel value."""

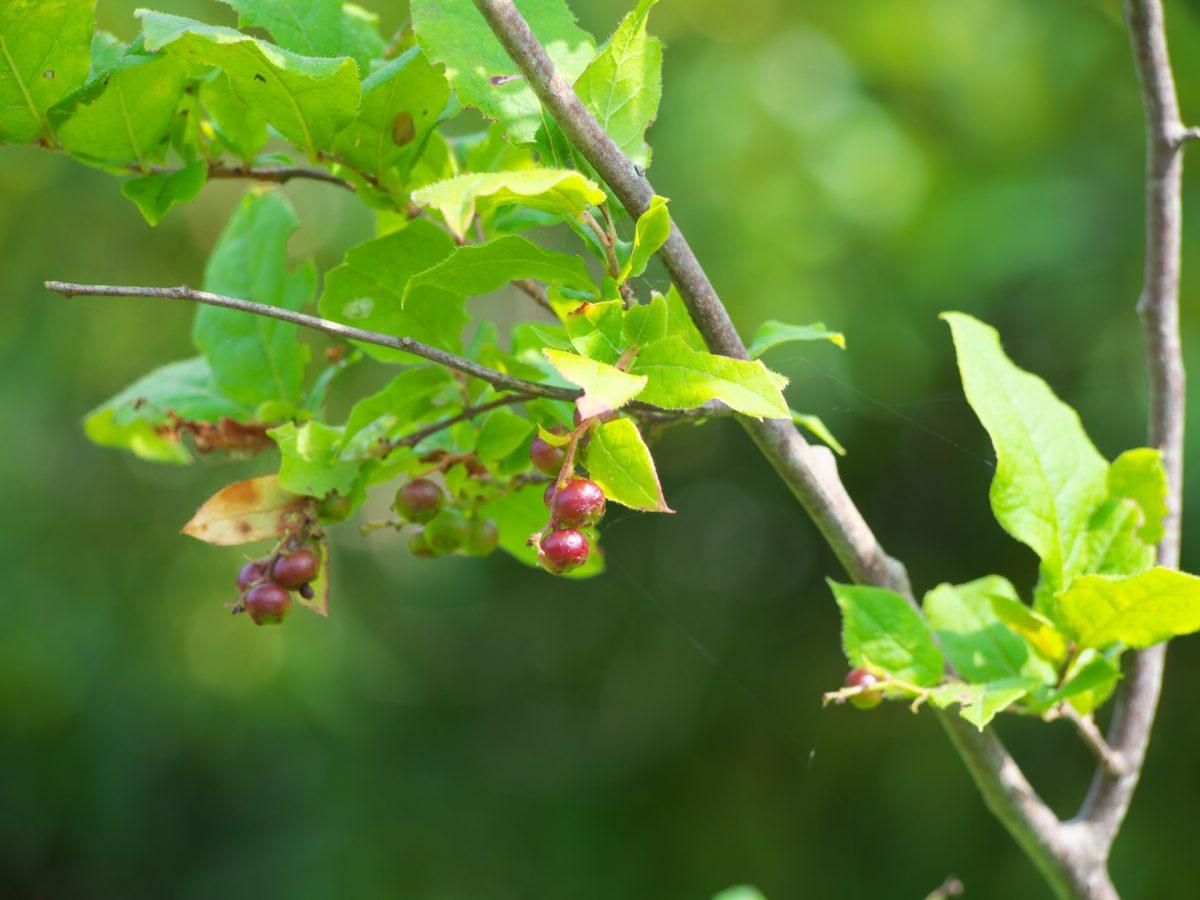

left=529, top=431, right=606, bottom=575
left=392, top=478, right=499, bottom=558
left=234, top=544, right=320, bottom=626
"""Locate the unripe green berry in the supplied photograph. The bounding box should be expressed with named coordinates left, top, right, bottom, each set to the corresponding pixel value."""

left=464, top=517, right=500, bottom=556
left=424, top=509, right=470, bottom=555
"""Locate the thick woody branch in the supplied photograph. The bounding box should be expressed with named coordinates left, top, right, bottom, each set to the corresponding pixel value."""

left=1077, top=0, right=1187, bottom=852
left=466, top=2, right=1094, bottom=891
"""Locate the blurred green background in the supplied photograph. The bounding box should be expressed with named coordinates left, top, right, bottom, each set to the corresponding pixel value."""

left=3, top=0, right=1199, bottom=897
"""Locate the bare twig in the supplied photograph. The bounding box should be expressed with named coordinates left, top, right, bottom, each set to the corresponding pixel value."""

left=1077, top=0, right=1188, bottom=855
left=924, top=876, right=965, bottom=900
left=510, top=278, right=554, bottom=313
left=383, top=394, right=532, bottom=453
left=1063, top=707, right=1129, bottom=779
left=46, top=281, right=576, bottom=400
left=202, top=161, right=356, bottom=191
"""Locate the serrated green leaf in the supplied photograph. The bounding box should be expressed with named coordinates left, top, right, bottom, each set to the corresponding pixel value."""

left=121, top=159, right=207, bottom=225
left=55, top=51, right=188, bottom=168
left=0, top=0, right=94, bottom=144
left=405, top=235, right=596, bottom=302
left=585, top=418, right=671, bottom=512
left=199, top=72, right=269, bottom=162
left=83, top=357, right=253, bottom=464
left=928, top=678, right=1037, bottom=730
left=140, top=11, right=361, bottom=161
left=623, top=295, right=668, bottom=347
left=943, top=312, right=1108, bottom=596
left=544, top=349, right=646, bottom=419
left=411, top=0, right=596, bottom=146
left=1030, top=654, right=1121, bottom=714
left=1056, top=567, right=1200, bottom=650
left=476, top=408, right=534, bottom=461
left=319, top=219, right=465, bottom=364
left=1108, top=447, right=1168, bottom=545
left=574, top=0, right=661, bottom=168
left=270, top=420, right=362, bottom=497
left=1078, top=498, right=1155, bottom=579
left=631, top=336, right=789, bottom=418
left=620, top=194, right=670, bottom=280
left=661, top=286, right=707, bottom=351
left=566, top=300, right=626, bottom=364
left=334, top=46, right=449, bottom=185
left=748, top=320, right=846, bottom=358
left=89, top=31, right=127, bottom=78
left=829, top=581, right=943, bottom=686
left=340, top=366, right=457, bottom=454
left=412, top=168, right=605, bottom=240
left=478, top=481, right=605, bottom=578
left=923, top=577, right=1057, bottom=685
left=194, top=191, right=315, bottom=408
left=218, top=0, right=383, bottom=68
left=790, top=410, right=846, bottom=456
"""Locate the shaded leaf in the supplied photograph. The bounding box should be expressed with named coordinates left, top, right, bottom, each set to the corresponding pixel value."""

left=476, top=408, right=534, bottom=461
left=270, top=420, right=362, bottom=497
left=121, top=159, right=207, bottom=225
left=790, top=410, right=846, bottom=456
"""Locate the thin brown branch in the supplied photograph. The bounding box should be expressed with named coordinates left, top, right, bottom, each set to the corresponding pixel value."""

left=202, top=161, right=356, bottom=191
left=384, top=394, right=532, bottom=453
left=1063, top=707, right=1129, bottom=779
left=511, top=278, right=554, bottom=313
left=46, top=281, right=576, bottom=400
left=1077, top=0, right=1187, bottom=854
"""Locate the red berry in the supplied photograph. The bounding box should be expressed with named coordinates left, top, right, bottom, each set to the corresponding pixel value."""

left=551, top=479, right=606, bottom=529
left=539, top=528, right=590, bottom=574
left=244, top=582, right=291, bottom=626
left=845, top=668, right=883, bottom=710
left=272, top=549, right=319, bottom=589
left=394, top=478, right=443, bottom=524
left=529, top=434, right=566, bottom=476
left=544, top=481, right=558, bottom=509
left=237, top=561, right=265, bottom=591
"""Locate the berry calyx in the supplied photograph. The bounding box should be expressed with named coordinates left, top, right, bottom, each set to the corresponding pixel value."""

left=244, top=582, right=291, bottom=626
left=237, top=560, right=265, bottom=591
left=529, top=433, right=567, bottom=476
left=551, top=479, right=606, bottom=529
left=393, top=478, right=443, bottom=524
left=539, top=528, right=590, bottom=574
left=271, top=548, right=319, bottom=589
left=464, top=517, right=499, bottom=557
left=424, top=509, right=470, bottom=555
left=298, top=583, right=316, bottom=601
left=845, top=668, right=883, bottom=710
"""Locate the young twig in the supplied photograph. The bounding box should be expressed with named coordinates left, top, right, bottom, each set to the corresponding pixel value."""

left=1062, top=707, right=1128, bottom=779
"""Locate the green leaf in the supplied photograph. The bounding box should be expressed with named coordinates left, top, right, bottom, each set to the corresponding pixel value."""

left=943, top=312, right=1108, bottom=593
left=544, top=349, right=646, bottom=419
left=631, top=336, right=789, bottom=418
left=83, top=357, right=252, bottom=464
left=623, top=295, right=668, bottom=347
left=790, top=410, right=846, bottom=456
left=661, top=286, right=707, bottom=350
left=333, top=46, right=449, bottom=184
left=1077, top=498, right=1155, bottom=579
left=194, top=191, right=316, bottom=408
left=987, top=592, right=1069, bottom=665
left=0, top=0, right=94, bottom=144
left=140, top=11, right=361, bottom=161
left=319, top=219, right=465, bottom=364
left=566, top=300, right=626, bottom=364
left=748, top=320, right=846, bottom=358
left=1108, top=447, right=1168, bottom=545
left=923, top=577, right=1057, bottom=685
left=404, top=235, right=596, bottom=302
left=479, top=481, right=605, bottom=577
left=121, top=159, right=207, bottom=225
left=270, top=420, right=362, bottom=498
left=199, top=72, right=269, bottom=162
left=1056, top=567, right=1200, bottom=650
left=829, top=581, right=943, bottom=687
left=218, top=0, right=383, bottom=68
left=340, top=366, right=457, bottom=454
left=620, top=195, right=670, bottom=280
left=55, top=51, right=189, bottom=168
left=574, top=0, right=662, bottom=168
left=584, top=418, right=671, bottom=512
left=476, top=409, right=535, bottom=461
left=412, top=168, right=605, bottom=240
left=712, top=889, right=767, bottom=900
left=1031, top=654, right=1121, bottom=714
left=411, top=0, right=596, bottom=146
left=928, top=678, right=1037, bottom=730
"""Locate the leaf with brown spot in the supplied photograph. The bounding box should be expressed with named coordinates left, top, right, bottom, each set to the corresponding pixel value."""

left=391, top=112, right=415, bottom=147
left=182, top=475, right=306, bottom=546
left=296, top=541, right=331, bottom=617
